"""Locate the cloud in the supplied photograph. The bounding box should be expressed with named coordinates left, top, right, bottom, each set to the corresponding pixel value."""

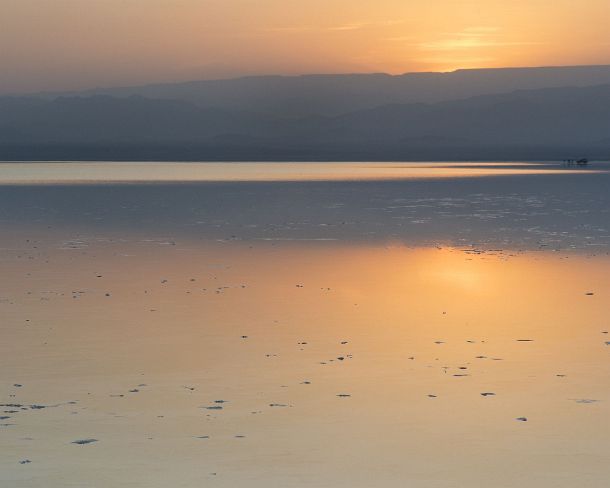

left=402, top=27, right=540, bottom=51
left=265, top=25, right=315, bottom=33
left=418, top=39, right=534, bottom=51
left=383, top=35, right=415, bottom=42
left=327, top=23, right=367, bottom=31
left=267, top=19, right=405, bottom=34
left=460, top=26, right=500, bottom=35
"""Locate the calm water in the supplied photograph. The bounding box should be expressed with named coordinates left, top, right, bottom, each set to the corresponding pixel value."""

left=1, top=162, right=609, bottom=487
left=0, top=160, right=602, bottom=183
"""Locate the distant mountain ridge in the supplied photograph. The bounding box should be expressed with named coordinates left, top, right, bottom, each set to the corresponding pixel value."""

left=32, top=64, right=610, bottom=117
left=2, top=65, right=610, bottom=161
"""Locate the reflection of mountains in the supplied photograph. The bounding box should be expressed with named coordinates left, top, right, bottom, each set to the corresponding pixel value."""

left=2, top=65, right=610, bottom=160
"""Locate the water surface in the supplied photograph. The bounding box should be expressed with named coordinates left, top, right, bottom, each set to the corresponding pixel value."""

left=0, top=161, right=601, bottom=184
left=1, top=162, right=609, bottom=487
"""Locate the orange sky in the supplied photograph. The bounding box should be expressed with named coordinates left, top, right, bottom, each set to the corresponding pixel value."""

left=2, top=0, right=610, bottom=93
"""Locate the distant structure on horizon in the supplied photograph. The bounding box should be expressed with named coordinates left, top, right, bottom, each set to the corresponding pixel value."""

left=564, top=158, right=589, bottom=166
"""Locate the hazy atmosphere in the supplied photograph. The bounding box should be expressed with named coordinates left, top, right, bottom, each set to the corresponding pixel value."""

left=2, top=2, right=609, bottom=487
left=2, top=0, right=610, bottom=93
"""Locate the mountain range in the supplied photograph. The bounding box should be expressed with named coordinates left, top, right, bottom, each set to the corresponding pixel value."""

left=2, top=65, right=610, bottom=161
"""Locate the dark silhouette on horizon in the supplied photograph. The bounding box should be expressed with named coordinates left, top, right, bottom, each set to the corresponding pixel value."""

left=2, top=65, right=610, bottom=161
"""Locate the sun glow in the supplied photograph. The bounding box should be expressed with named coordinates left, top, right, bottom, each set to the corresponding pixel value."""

left=2, top=0, right=610, bottom=92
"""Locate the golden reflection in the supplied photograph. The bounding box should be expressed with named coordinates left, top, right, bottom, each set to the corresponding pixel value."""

left=0, top=161, right=601, bottom=184
left=1, top=237, right=609, bottom=487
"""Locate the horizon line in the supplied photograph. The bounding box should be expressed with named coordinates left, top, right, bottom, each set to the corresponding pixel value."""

left=9, top=62, right=610, bottom=98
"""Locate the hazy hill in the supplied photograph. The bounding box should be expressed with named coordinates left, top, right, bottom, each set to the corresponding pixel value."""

left=35, top=65, right=610, bottom=117
left=1, top=79, right=610, bottom=161
left=308, top=84, right=610, bottom=146
left=0, top=96, right=261, bottom=143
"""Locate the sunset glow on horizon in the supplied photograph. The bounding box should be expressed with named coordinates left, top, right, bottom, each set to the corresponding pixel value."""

left=2, top=0, right=610, bottom=93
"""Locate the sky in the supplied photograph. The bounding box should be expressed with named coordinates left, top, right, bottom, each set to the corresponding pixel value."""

left=1, top=0, right=610, bottom=93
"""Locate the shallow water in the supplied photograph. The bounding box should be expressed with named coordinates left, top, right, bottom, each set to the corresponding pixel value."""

left=1, top=162, right=609, bottom=487
left=0, top=160, right=602, bottom=184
